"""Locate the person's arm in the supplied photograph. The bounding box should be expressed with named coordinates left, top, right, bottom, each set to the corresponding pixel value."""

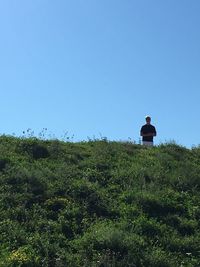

left=141, top=132, right=155, bottom=137
left=153, top=127, right=157, bottom=137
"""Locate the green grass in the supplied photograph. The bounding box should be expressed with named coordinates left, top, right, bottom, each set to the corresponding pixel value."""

left=0, top=135, right=200, bottom=266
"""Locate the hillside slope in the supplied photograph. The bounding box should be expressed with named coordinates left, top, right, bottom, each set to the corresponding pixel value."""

left=0, top=136, right=200, bottom=266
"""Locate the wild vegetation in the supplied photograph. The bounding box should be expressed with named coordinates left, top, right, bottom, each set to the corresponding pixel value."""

left=0, top=135, right=200, bottom=266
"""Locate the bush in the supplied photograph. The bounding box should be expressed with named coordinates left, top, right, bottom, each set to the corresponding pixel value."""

left=16, top=139, right=49, bottom=159
left=0, top=136, right=200, bottom=266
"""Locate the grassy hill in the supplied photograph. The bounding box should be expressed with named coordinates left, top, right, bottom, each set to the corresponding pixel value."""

left=0, top=135, right=200, bottom=266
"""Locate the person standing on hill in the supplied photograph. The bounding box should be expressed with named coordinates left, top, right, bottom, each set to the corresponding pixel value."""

left=140, top=116, right=157, bottom=146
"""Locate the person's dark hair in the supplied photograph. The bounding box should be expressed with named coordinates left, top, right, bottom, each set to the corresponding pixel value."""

left=145, top=116, right=151, bottom=120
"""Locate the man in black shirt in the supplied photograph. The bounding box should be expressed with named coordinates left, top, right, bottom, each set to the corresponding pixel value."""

left=140, top=116, right=157, bottom=146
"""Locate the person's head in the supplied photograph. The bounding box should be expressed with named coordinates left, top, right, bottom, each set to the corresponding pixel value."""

left=145, top=116, right=151, bottom=124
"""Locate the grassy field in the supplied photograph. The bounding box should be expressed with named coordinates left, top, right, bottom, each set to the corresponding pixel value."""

left=0, top=135, right=200, bottom=266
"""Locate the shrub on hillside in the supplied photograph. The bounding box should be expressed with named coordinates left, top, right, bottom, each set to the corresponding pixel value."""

left=16, top=139, right=49, bottom=159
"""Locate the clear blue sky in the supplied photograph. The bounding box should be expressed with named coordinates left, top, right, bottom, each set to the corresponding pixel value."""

left=0, top=0, right=200, bottom=147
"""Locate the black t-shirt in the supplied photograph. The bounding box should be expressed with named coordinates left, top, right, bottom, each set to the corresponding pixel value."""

left=140, top=124, right=156, bottom=142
